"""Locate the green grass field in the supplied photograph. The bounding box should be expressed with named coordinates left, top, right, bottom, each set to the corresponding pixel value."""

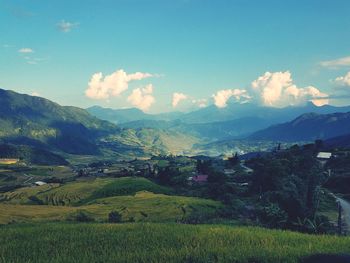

left=0, top=223, right=349, bottom=263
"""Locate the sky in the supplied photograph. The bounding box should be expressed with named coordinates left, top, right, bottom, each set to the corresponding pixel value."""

left=1, top=0, right=350, bottom=113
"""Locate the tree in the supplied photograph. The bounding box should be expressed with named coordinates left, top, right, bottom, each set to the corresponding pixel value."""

left=227, top=153, right=239, bottom=167
left=196, top=160, right=212, bottom=174
left=108, top=211, right=122, bottom=223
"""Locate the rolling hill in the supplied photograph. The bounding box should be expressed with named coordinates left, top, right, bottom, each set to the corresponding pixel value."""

left=0, top=177, right=172, bottom=206
left=0, top=177, right=221, bottom=223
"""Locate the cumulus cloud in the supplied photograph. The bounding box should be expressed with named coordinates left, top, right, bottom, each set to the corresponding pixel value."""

left=320, top=56, right=350, bottom=68
left=127, top=84, right=155, bottom=111
left=85, top=69, right=153, bottom=100
left=192, top=99, right=207, bottom=108
left=212, top=89, right=250, bottom=108
left=18, top=48, right=33, bottom=53
left=172, top=92, right=187, bottom=107
left=251, top=71, right=328, bottom=107
left=334, top=71, right=350, bottom=87
left=57, top=20, right=79, bottom=32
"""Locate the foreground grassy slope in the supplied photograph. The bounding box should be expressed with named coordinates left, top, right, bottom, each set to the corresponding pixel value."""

left=0, top=191, right=221, bottom=224
left=0, top=223, right=349, bottom=263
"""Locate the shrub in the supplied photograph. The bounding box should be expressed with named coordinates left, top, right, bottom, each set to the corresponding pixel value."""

left=28, top=195, right=44, bottom=205
left=258, top=203, right=288, bottom=228
left=108, top=211, right=122, bottom=223
left=69, top=210, right=95, bottom=222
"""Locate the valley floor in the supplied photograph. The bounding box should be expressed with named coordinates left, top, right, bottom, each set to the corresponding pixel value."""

left=0, top=223, right=349, bottom=263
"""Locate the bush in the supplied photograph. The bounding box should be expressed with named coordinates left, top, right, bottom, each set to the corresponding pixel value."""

left=28, top=195, right=44, bottom=205
left=293, top=215, right=334, bottom=234
left=69, top=210, right=95, bottom=222
left=258, top=203, right=288, bottom=228
left=108, top=211, right=122, bottom=223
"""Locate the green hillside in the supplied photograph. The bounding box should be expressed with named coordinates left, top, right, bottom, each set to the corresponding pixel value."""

left=0, top=191, right=222, bottom=224
left=0, top=88, right=116, bottom=155
left=1, top=177, right=172, bottom=206
left=0, top=223, right=349, bottom=263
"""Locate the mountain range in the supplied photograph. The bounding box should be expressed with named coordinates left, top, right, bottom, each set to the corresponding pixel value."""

left=88, top=103, right=350, bottom=141
left=249, top=112, right=350, bottom=141
left=1, top=88, right=350, bottom=162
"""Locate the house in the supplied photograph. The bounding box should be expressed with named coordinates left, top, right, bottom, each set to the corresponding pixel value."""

left=317, top=152, right=332, bottom=160
left=34, top=181, right=47, bottom=186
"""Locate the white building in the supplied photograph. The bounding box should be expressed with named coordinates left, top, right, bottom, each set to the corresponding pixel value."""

left=317, top=152, right=332, bottom=160
left=34, top=181, right=47, bottom=186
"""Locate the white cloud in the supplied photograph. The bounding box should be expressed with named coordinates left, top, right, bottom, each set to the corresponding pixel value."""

left=192, top=99, right=207, bottom=108
left=172, top=92, right=187, bottom=107
left=334, top=71, right=350, bottom=87
left=212, top=89, right=250, bottom=108
left=127, top=84, right=155, bottom=111
left=57, top=20, right=79, bottom=32
left=85, top=69, right=153, bottom=100
left=320, top=56, right=350, bottom=68
left=251, top=71, right=328, bottom=107
left=18, top=48, right=33, bottom=53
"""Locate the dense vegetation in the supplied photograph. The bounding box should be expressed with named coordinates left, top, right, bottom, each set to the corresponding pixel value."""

left=325, top=153, right=350, bottom=199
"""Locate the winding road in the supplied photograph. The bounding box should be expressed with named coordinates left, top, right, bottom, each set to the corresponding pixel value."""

left=337, top=197, right=350, bottom=229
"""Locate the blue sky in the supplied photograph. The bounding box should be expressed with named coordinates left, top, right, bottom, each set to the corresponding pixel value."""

left=1, top=0, right=350, bottom=113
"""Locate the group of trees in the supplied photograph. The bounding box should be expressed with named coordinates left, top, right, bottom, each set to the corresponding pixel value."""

left=247, top=144, right=331, bottom=232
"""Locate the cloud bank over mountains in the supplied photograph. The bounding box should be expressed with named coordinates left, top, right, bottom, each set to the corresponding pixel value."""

left=212, top=71, right=328, bottom=109
left=212, top=89, right=250, bottom=108
left=251, top=71, right=328, bottom=107
left=85, top=69, right=330, bottom=112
